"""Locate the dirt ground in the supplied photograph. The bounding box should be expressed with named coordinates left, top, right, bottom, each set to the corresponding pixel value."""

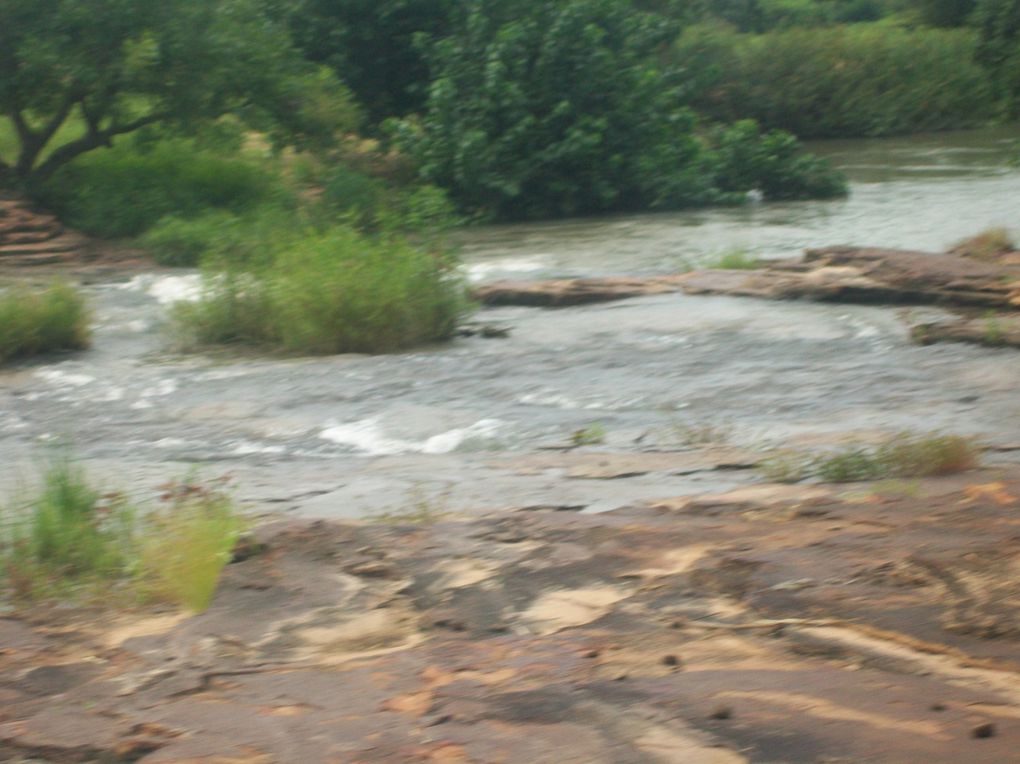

left=3, top=462, right=1020, bottom=763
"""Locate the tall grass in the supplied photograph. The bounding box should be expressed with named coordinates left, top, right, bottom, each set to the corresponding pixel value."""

left=1, top=459, right=244, bottom=611
left=760, top=432, right=980, bottom=483
left=0, top=281, right=91, bottom=364
left=172, top=223, right=470, bottom=355
left=674, top=24, right=994, bottom=138
left=138, top=481, right=244, bottom=612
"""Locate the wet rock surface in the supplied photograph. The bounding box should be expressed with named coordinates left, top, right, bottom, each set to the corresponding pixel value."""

left=3, top=469, right=1020, bottom=763
left=679, top=246, right=1020, bottom=309
left=912, top=313, right=1020, bottom=349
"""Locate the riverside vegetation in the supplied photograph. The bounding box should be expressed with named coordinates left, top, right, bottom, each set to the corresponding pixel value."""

left=2, top=0, right=1020, bottom=359
left=0, top=457, right=244, bottom=612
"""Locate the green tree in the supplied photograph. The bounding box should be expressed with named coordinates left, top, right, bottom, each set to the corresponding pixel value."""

left=402, top=0, right=714, bottom=219
left=289, top=0, right=457, bottom=124
left=401, top=0, right=844, bottom=220
left=974, top=0, right=1020, bottom=111
left=0, top=0, right=355, bottom=185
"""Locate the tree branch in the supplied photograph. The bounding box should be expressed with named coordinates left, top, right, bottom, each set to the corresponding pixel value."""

left=30, top=112, right=168, bottom=181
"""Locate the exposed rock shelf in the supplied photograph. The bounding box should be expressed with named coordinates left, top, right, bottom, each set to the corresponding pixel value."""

left=0, top=197, right=88, bottom=266
left=3, top=467, right=1020, bottom=762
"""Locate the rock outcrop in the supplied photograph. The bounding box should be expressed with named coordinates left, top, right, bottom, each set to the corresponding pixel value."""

left=472, top=275, right=690, bottom=306
left=3, top=467, right=1020, bottom=763
left=0, top=197, right=87, bottom=266
left=912, top=313, right=1020, bottom=349
left=678, top=246, right=1020, bottom=308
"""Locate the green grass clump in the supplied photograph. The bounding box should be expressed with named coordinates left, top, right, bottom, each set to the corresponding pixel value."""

left=0, top=281, right=91, bottom=364
left=172, top=223, right=469, bottom=355
left=1, top=460, right=244, bottom=612
left=138, top=480, right=245, bottom=613
left=760, top=433, right=980, bottom=484
left=706, top=250, right=760, bottom=270
left=571, top=423, right=607, bottom=447
left=949, top=228, right=1015, bottom=261
left=1, top=457, right=136, bottom=600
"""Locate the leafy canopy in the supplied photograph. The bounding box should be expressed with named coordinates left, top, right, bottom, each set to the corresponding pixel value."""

left=0, top=0, right=356, bottom=183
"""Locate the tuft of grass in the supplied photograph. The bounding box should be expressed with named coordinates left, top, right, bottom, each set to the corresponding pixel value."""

left=138, top=479, right=245, bottom=613
left=703, top=250, right=760, bottom=270
left=370, top=486, right=451, bottom=525
left=1, top=459, right=244, bottom=612
left=1, top=456, right=136, bottom=600
left=949, top=228, right=1015, bottom=261
left=171, top=223, right=470, bottom=355
left=0, top=281, right=91, bottom=364
left=759, top=432, right=980, bottom=484
left=571, top=423, right=607, bottom=447
left=664, top=420, right=733, bottom=446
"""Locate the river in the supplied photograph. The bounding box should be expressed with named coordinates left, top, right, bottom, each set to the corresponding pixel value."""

left=2, top=128, right=1019, bottom=517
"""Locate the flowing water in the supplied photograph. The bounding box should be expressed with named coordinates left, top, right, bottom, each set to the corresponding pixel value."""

left=3, top=128, right=1020, bottom=517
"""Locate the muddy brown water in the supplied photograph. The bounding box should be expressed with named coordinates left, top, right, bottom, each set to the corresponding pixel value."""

left=3, top=128, right=1020, bottom=518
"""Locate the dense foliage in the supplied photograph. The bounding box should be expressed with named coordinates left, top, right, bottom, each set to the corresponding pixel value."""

left=674, top=23, right=994, bottom=137
left=975, top=0, right=1020, bottom=112
left=0, top=0, right=355, bottom=184
left=400, top=0, right=844, bottom=220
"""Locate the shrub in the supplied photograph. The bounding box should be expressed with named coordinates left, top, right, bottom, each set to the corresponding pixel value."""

left=0, top=281, right=91, bottom=364
left=403, top=0, right=846, bottom=220
left=674, top=23, right=995, bottom=137
left=172, top=224, right=469, bottom=354
left=141, top=212, right=243, bottom=267
left=32, top=137, right=294, bottom=238
left=709, top=120, right=847, bottom=199
left=318, top=165, right=460, bottom=234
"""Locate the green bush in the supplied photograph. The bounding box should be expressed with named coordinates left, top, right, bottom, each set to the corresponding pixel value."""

left=172, top=224, right=469, bottom=354
left=32, top=137, right=294, bottom=238
left=710, top=120, right=847, bottom=198
left=319, top=165, right=462, bottom=234
left=0, top=281, right=91, bottom=364
left=403, top=0, right=845, bottom=220
left=141, top=212, right=244, bottom=267
left=674, top=23, right=995, bottom=137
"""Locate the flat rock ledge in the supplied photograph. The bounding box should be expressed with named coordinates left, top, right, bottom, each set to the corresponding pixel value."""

left=679, top=246, right=1020, bottom=309
left=472, top=247, right=1020, bottom=311
left=3, top=467, right=1020, bottom=763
